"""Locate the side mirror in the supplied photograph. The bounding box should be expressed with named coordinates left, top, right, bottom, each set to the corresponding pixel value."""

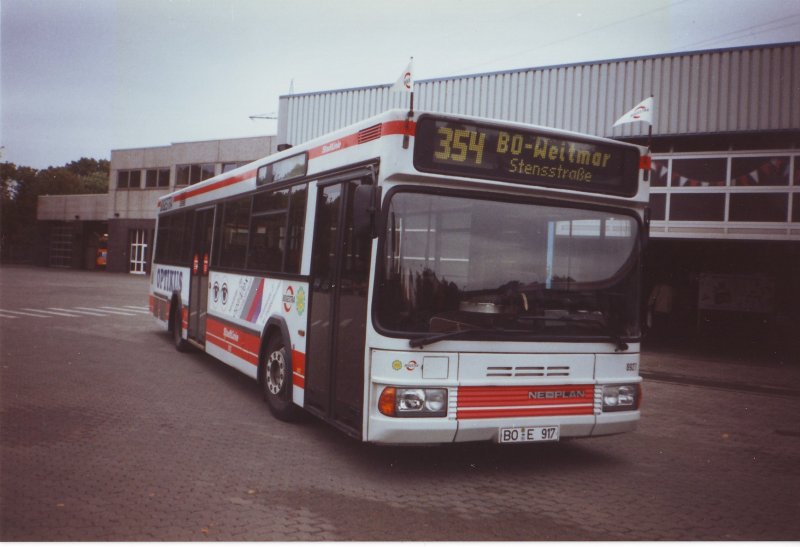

left=353, top=184, right=381, bottom=239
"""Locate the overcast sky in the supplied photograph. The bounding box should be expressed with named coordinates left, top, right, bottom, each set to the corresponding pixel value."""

left=2, top=0, right=799, bottom=169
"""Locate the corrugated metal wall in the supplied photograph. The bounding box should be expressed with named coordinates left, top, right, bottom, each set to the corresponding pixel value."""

left=278, top=43, right=800, bottom=146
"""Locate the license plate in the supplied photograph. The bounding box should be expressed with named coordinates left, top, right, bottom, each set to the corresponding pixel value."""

left=498, top=425, right=560, bottom=443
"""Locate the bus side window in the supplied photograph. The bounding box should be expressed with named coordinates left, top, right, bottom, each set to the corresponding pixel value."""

left=218, top=197, right=251, bottom=269
left=156, top=210, right=192, bottom=266
left=248, top=213, right=287, bottom=271
left=246, top=183, right=307, bottom=274
left=285, top=184, right=307, bottom=274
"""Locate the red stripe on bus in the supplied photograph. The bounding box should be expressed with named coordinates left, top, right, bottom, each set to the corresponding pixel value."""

left=168, top=169, right=257, bottom=205
left=308, top=133, right=359, bottom=159
left=207, top=335, right=259, bottom=366
left=150, top=294, right=170, bottom=321
left=457, top=385, right=595, bottom=419
left=292, top=349, right=306, bottom=388
left=205, top=317, right=261, bottom=366
left=458, top=385, right=595, bottom=406
left=381, top=119, right=416, bottom=137
left=457, top=405, right=594, bottom=420
left=307, top=120, right=416, bottom=159
left=158, top=119, right=416, bottom=206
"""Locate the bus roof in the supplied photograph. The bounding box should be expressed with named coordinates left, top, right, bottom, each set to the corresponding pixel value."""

left=157, top=109, right=646, bottom=212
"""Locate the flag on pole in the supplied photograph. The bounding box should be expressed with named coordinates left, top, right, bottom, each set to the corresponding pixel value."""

left=391, top=58, right=414, bottom=94
left=613, top=96, right=654, bottom=127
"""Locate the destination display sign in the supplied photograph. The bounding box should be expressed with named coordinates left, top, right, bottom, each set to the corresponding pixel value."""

left=413, top=116, right=640, bottom=196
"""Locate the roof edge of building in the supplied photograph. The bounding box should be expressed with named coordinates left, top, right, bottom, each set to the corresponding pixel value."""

left=110, top=134, right=276, bottom=155
left=279, top=41, right=800, bottom=100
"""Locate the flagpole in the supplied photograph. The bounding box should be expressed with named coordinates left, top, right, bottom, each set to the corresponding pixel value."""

left=403, top=57, right=414, bottom=148
left=407, top=56, right=415, bottom=117
left=643, top=123, right=652, bottom=183
left=644, top=94, right=653, bottom=182
left=403, top=92, right=414, bottom=149
left=647, top=94, right=653, bottom=152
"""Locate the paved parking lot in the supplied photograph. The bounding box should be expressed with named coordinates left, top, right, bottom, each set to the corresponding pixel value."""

left=1, top=266, right=799, bottom=540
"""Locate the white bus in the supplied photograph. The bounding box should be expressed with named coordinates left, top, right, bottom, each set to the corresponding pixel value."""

left=150, top=109, right=649, bottom=444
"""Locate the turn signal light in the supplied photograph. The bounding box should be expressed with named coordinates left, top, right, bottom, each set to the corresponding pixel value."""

left=378, top=387, right=397, bottom=417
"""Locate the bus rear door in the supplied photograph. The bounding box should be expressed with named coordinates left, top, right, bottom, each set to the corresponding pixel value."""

left=188, top=207, right=215, bottom=345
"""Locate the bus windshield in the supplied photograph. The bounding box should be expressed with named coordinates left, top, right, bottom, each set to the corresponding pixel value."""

left=376, top=190, right=641, bottom=343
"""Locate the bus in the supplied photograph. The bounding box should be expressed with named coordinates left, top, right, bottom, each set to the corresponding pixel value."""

left=149, top=109, right=649, bottom=444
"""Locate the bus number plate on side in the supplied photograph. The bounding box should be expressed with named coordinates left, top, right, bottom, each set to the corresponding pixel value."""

left=498, top=426, right=560, bottom=443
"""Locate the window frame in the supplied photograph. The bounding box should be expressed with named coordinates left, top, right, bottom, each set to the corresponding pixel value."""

left=117, top=169, right=142, bottom=190
left=649, top=151, right=798, bottom=237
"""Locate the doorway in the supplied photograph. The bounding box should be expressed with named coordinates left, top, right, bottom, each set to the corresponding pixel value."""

left=187, top=207, right=215, bottom=344
left=304, top=179, right=373, bottom=435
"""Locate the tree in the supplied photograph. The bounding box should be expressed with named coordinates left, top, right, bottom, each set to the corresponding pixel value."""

left=0, top=158, right=109, bottom=262
left=1, top=162, right=40, bottom=261
left=36, top=157, right=110, bottom=196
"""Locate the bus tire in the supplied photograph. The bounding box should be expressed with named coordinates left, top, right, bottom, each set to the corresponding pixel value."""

left=172, top=302, right=190, bottom=353
left=262, top=335, right=300, bottom=422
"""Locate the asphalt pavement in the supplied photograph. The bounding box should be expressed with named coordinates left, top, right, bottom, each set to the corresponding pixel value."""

left=641, top=336, right=800, bottom=398
left=1, top=265, right=798, bottom=541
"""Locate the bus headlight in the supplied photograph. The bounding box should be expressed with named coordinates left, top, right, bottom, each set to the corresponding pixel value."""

left=602, top=384, right=641, bottom=412
left=379, top=387, right=448, bottom=417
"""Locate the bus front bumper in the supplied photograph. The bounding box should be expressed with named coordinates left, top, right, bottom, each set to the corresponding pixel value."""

left=366, top=410, right=640, bottom=444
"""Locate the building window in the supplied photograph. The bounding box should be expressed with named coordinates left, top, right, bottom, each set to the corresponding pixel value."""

left=649, top=193, right=666, bottom=220
left=117, top=170, right=142, bottom=189
left=145, top=168, right=171, bottom=188
left=650, top=159, right=669, bottom=187
left=794, top=156, right=800, bottom=186
left=176, top=163, right=216, bottom=186
left=729, top=194, right=788, bottom=222
left=669, top=193, right=726, bottom=221
left=730, top=157, right=790, bottom=186
left=129, top=229, right=148, bottom=274
left=222, top=161, right=251, bottom=173
left=670, top=158, right=726, bottom=187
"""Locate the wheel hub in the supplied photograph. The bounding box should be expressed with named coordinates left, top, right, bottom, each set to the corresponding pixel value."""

left=266, top=350, right=285, bottom=395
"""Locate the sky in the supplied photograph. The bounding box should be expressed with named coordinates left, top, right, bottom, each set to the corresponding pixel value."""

left=2, top=0, right=799, bottom=169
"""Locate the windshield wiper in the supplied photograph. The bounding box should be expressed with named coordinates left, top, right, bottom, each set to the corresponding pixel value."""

left=409, top=328, right=530, bottom=349
left=518, top=314, right=630, bottom=351
left=409, top=317, right=630, bottom=351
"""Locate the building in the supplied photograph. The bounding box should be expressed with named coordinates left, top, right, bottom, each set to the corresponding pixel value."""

left=37, top=42, right=799, bottom=349
left=275, top=42, right=799, bottom=349
left=38, top=135, right=276, bottom=273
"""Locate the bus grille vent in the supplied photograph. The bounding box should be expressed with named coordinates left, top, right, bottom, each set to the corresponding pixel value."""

left=487, top=365, right=571, bottom=378
left=358, top=124, right=382, bottom=144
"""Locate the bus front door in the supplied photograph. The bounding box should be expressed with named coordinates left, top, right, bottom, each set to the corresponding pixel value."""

left=306, top=181, right=371, bottom=436
left=188, top=207, right=215, bottom=345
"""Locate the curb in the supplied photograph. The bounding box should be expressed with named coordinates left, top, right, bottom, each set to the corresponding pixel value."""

left=641, top=371, right=800, bottom=398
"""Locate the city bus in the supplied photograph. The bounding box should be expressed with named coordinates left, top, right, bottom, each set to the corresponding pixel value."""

left=149, top=109, right=649, bottom=444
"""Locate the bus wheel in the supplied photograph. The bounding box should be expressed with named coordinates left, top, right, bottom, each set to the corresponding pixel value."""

left=262, top=336, right=300, bottom=421
left=172, top=303, right=190, bottom=352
